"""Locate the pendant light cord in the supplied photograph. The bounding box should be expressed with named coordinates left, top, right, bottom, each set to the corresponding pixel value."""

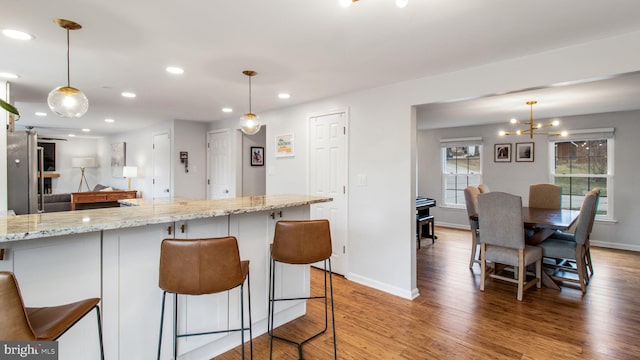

left=248, top=75, right=252, bottom=114
left=66, top=28, right=71, bottom=87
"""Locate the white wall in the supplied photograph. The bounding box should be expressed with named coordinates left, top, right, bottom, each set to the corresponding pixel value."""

left=418, top=110, right=640, bottom=251
left=48, top=138, right=100, bottom=193
left=242, top=127, right=266, bottom=196
left=99, top=120, right=173, bottom=198
left=173, top=120, right=207, bottom=199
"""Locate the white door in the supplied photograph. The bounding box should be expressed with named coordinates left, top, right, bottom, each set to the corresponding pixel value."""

left=207, top=130, right=232, bottom=199
left=309, top=111, right=348, bottom=275
left=152, top=132, right=171, bottom=198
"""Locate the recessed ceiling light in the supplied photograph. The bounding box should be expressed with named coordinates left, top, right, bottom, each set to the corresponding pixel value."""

left=166, top=66, right=184, bottom=75
left=2, top=29, right=34, bottom=40
left=121, top=92, right=136, bottom=98
left=278, top=93, right=291, bottom=99
left=68, top=134, right=76, bottom=137
left=35, top=112, right=47, bottom=117
left=82, top=128, right=90, bottom=132
left=0, top=72, right=19, bottom=79
left=222, top=108, right=233, bottom=113
left=104, top=118, right=115, bottom=123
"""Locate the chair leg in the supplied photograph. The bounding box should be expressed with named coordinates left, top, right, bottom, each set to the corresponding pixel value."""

left=576, top=247, right=587, bottom=293
left=469, top=231, right=478, bottom=269
left=94, top=306, right=105, bottom=360
left=479, top=243, right=486, bottom=291
left=268, top=257, right=275, bottom=360
left=585, top=244, right=594, bottom=279
left=328, top=259, right=337, bottom=360
left=173, top=293, right=178, bottom=360
left=517, top=250, right=525, bottom=301
left=247, top=271, right=253, bottom=360
left=535, top=259, right=541, bottom=289
left=157, top=291, right=167, bottom=360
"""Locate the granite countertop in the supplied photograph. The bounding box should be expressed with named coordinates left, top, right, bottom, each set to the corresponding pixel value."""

left=0, top=194, right=332, bottom=243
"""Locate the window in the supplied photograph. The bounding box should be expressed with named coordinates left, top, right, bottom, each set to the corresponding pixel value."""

left=551, top=134, right=613, bottom=220
left=441, top=138, right=482, bottom=206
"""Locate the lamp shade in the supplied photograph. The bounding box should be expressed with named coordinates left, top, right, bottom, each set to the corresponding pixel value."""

left=122, top=166, right=138, bottom=178
left=71, top=157, right=96, bottom=168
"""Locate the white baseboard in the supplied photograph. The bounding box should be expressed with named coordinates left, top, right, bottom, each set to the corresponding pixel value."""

left=346, top=272, right=415, bottom=300
left=590, top=240, right=640, bottom=252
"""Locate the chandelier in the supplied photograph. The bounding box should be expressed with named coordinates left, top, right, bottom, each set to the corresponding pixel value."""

left=47, top=18, right=89, bottom=118
left=239, top=70, right=262, bottom=135
left=340, top=0, right=409, bottom=8
left=499, top=100, right=567, bottom=139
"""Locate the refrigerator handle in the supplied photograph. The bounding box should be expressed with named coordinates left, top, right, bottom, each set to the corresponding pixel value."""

left=37, top=147, right=45, bottom=213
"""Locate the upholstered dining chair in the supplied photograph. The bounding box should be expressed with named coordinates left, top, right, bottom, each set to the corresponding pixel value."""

left=528, top=183, right=562, bottom=209
left=464, top=186, right=481, bottom=268
left=478, top=184, right=490, bottom=193
left=0, top=271, right=104, bottom=358
left=478, top=192, right=542, bottom=301
left=538, top=189, right=600, bottom=292
left=157, top=237, right=252, bottom=360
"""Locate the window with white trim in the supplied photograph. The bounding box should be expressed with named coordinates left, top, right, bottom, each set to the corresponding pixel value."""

left=550, top=129, right=614, bottom=220
left=441, top=138, right=482, bottom=206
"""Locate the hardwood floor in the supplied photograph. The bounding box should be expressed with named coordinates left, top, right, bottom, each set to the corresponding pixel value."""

left=215, top=227, right=640, bottom=359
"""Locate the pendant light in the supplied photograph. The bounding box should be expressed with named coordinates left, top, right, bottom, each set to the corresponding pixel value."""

left=239, top=70, right=262, bottom=135
left=47, top=18, right=89, bottom=118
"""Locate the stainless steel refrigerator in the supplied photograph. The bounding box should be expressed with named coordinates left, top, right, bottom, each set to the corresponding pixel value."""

left=7, top=130, right=44, bottom=214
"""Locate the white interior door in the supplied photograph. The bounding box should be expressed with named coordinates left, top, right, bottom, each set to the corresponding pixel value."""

left=207, top=130, right=232, bottom=199
left=309, top=111, right=348, bottom=276
left=152, top=132, right=171, bottom=198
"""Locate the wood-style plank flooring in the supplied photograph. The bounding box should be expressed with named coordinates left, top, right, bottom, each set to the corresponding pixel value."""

left=215, top=227, right=640, bottom=359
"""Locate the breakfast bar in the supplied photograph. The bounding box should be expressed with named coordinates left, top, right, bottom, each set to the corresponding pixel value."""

left=0, top=194, right=332, bottom=360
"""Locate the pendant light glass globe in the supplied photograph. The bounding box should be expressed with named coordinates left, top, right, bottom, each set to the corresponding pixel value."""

left=47, top=86, right=89, bottom=118
left=240, top=113, right=261, bottom=135
left=396, top=0, right=408, bottom=8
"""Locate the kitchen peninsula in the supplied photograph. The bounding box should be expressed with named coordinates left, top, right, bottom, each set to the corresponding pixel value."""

left=0, top=194, right=332, bottom=360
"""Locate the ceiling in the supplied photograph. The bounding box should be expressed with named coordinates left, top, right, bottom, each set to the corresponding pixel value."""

left=3, top=0, right=640, bottom=138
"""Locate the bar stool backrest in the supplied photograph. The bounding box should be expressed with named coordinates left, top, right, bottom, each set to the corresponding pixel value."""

left=0, top=272, right=36, bottom=340
left=272, top=220, right=332, bottom=264
left=159, top=237, right=245, bottom=295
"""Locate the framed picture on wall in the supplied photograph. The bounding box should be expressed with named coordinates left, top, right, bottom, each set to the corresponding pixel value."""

left=494, top=143, right=512, bottom=162
left=516, top=142, right=535, bottom=162
left=111, top=142, right=126, bottom=177
left=275, top=134, right=294, bottom=158
left=250, top=146, right=264, bottom=166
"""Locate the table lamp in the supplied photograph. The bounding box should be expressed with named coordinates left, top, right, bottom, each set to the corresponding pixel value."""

left=122, top=166, right=138, bottom=191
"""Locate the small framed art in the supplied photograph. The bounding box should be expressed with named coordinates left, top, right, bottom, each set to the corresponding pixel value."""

left=516, top=142, right=535, bottom=162
left=250, top=146, right=264, bottom=166
left=494, top=143, right=511, bottom=162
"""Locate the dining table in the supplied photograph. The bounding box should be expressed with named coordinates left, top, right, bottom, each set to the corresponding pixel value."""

left=470, top=206, right=581, bottom=290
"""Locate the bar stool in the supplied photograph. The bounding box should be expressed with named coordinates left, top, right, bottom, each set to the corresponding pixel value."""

left=0, top=271, right=104, bottom=359
left=268, top=219, right=337, bottom=360
left=157, top=237, right=252, bottom=359
left=416, top=214, right=435, bottom=249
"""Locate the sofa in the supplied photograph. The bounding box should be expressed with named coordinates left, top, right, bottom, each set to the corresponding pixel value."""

left=39, top=193, right=71, bottom=212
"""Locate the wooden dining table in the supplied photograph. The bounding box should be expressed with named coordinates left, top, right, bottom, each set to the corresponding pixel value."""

left=470, top=207, right=580, bottom=289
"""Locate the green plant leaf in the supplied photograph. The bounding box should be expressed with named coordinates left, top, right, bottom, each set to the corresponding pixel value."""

left=0, top=98, right=20, bottom=120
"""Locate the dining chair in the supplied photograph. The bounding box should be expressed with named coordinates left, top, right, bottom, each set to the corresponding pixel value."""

left=538, top=189, right=600, bottom=292
left=478, top=192, right=542, bottom=301
left=0, top=271, right=104, bottom=358
left=464, top=186, right=481, bottom=268
left=528, top=184, right=561, bottom=209
left=478, top=184, right=490, bottom=193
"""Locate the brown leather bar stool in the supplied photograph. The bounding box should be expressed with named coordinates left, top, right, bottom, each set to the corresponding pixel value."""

left=157, top=237, right=252, bottom=359
left=268, top=219, right=337, bottom=359
left=0, top=271, right=104, bottom=359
